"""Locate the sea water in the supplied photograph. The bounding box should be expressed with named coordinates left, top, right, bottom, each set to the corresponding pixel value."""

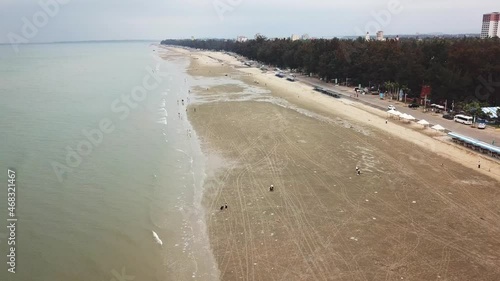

left=0, top=42, right=218, bottom=281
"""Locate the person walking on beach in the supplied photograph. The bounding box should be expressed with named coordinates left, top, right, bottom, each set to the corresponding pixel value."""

left=270, top=185, right=274, bottom=192
left=224, top=203, right=228, bottom=209
left=478, top=160, right=481, bottom=169
left=220, top=205, right=224, bottom=211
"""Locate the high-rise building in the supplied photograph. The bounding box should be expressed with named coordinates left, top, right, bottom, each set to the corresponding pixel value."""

left=365, top=32, right=370, bottom=41
left=290, top=34, right=300, bottom=41
left=481, top=12, right=500, bottom=39
left=376, top=31, right=384, bottom=41
left=236, top=36, right=248, bottom=42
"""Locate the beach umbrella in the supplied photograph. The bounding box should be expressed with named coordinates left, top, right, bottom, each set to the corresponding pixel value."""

left=431, top=124, right=445, bottom=131
left=417, top=119, right=430, bottom=127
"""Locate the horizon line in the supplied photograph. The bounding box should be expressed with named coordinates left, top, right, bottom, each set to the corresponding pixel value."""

left=0, top=33, right=484, bottom=45
left=0, top=39, right=162, bottom=46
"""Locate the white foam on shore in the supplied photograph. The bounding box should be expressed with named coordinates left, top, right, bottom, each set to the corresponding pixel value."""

left=155, top=54, right=221, bottom=281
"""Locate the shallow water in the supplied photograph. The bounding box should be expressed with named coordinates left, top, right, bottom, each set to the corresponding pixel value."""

left=0, top=42, right=218, bottom=281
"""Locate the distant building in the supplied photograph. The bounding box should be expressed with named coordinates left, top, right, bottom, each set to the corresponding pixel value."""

left=236, top=36, right=248, bottom=42
left=301, top=34, right=310, bottom=40
left=376, top=31, right=385, bottom=41
left=481, top=12, right=500, bottom=39
left=365, top=32, right=370, bottom=41
left=290, top=34, right=300, bottom=41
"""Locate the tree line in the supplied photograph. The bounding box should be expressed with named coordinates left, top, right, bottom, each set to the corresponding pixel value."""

left=161, top=36, right=500, bottom=111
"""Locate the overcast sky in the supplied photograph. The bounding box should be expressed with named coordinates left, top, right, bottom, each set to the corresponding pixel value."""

left=0, top=0, right=498, bottom=43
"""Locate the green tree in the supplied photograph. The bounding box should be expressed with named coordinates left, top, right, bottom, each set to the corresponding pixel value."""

left=160, top=37, right=500, bottom=107
left=462, top=100, right=488, bottom=119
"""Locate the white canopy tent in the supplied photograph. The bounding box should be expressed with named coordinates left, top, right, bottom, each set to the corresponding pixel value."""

left=399, top=113, right=416, bottom=122
left=417, top=119, right=430, bottom=127
left=387, top=110, right=402, bottom=118
left=401, top=114, right=416, bottom=121
left=431, top=124, right=446, bottom=131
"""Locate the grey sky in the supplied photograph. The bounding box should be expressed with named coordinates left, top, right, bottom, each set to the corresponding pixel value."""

left=0, top=0, right=498, bottom=44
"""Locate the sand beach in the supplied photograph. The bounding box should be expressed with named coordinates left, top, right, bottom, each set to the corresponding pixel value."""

left=162, top=46, right=500, bottom=281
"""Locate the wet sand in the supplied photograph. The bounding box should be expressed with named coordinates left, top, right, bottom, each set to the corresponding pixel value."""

left=165, top=46, right=500, bottom=281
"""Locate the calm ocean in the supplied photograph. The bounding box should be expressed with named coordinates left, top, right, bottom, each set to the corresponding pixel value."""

left=0, top=42, right=218, bottom=281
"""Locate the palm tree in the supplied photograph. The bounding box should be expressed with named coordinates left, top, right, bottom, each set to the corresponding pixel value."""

left=384, top=81, right=397, bottom=99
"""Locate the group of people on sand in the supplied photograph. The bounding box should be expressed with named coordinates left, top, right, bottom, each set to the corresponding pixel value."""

left=356, top=166, right=362, bottom=175
left=219, top=167, right=364, bottom=211
left=177, top=91, right=193, bottom=119
left=220, top=184, right=275, bottom=211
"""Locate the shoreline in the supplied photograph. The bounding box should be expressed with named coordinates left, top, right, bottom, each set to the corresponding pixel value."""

left=155, top=50, right=221, bottom=281
left=164, top=45, right=500, bottom=280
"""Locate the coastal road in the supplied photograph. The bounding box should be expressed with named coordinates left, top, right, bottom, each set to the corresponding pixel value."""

left=296, top=74, right=500, bottom=145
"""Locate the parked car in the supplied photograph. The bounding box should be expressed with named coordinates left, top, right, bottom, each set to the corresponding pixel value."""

left=442, top=114, right=454, bottom=120
left=408, top=103, right=420, bottom=108
left=478, top=123, right=486, bottom=129
left=388, top=105, right=396, bottom=110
